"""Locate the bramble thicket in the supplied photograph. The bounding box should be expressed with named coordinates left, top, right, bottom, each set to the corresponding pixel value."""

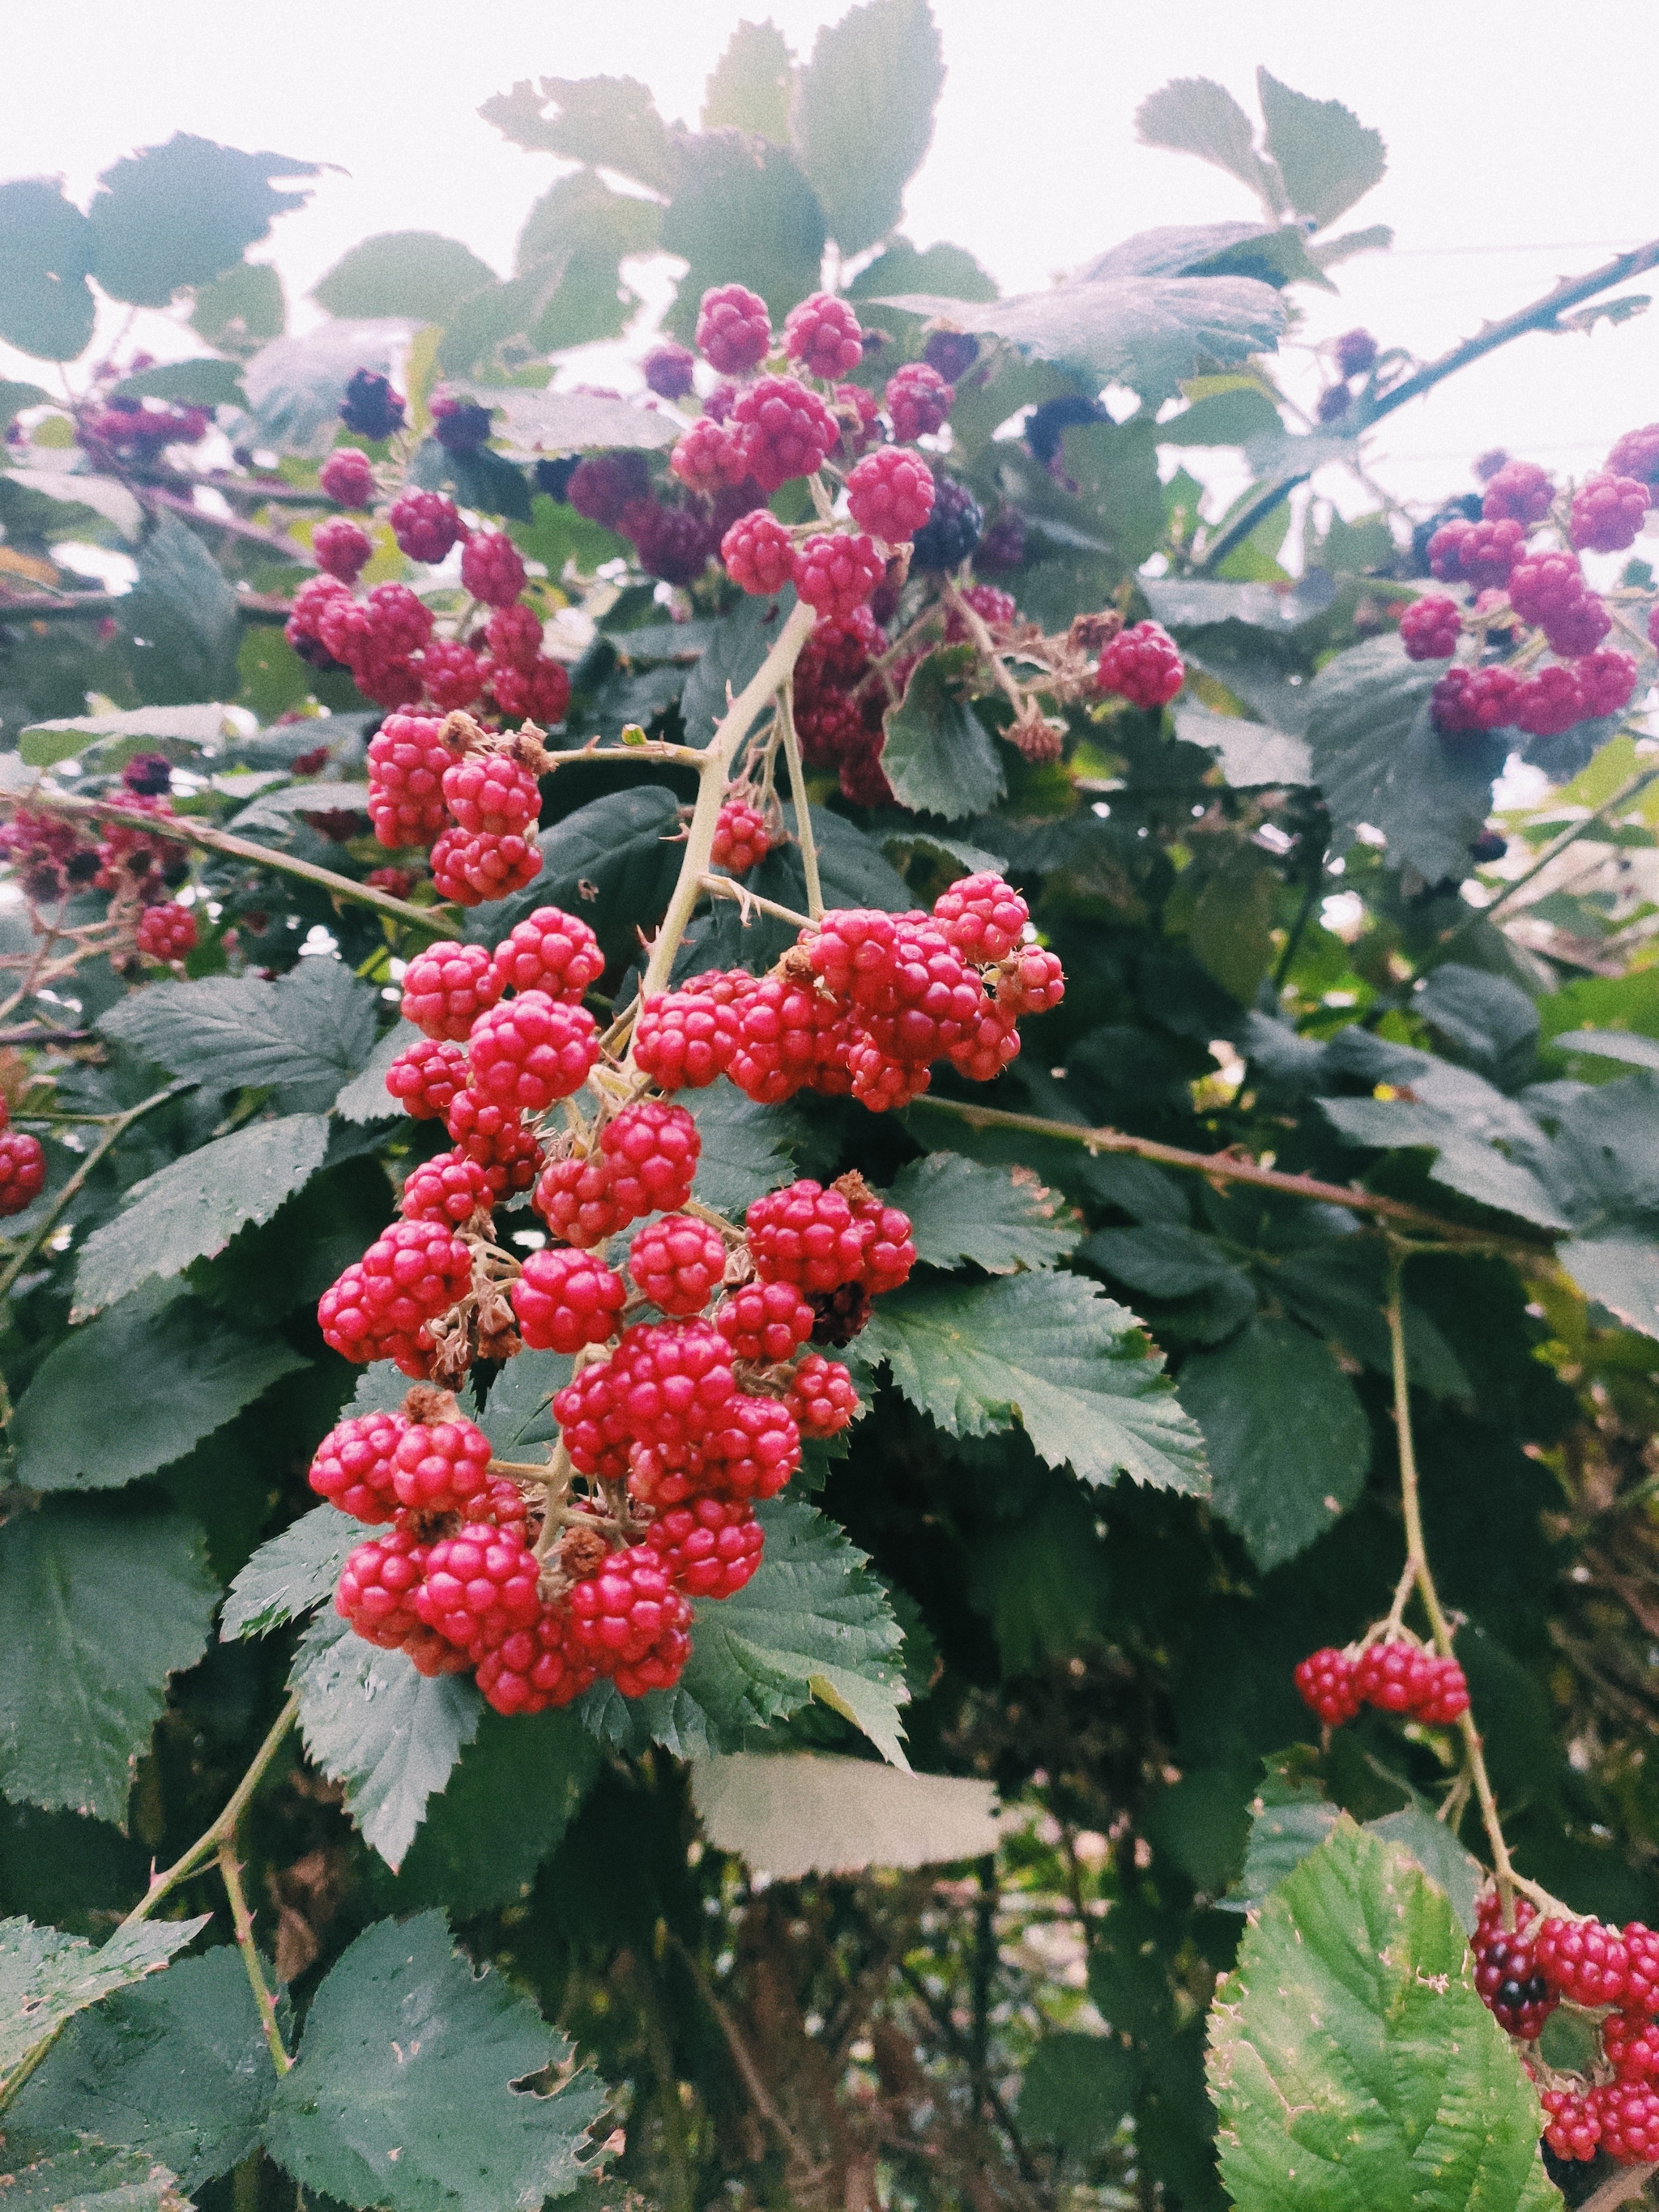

left=3, top=10, right=1659, bottom=2209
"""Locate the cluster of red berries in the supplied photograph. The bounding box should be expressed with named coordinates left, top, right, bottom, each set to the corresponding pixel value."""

left=0, top=1095, right=45, bottom=1218
left=1294, top=1638, right=1470, bottom=1726
left=1467, top=1892, right=1659, bottom=2167
left=633, top=872, right=1064, bottom=1112
left=365, top=710, right=548, bottom=908
left=134, top=901, right=198, bottom=963
left=710, top=799, right=773, bottom=876
left=1402, top=426, right=1659, bottom=745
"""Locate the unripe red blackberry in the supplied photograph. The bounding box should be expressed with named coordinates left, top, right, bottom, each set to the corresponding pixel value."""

left=336, top=1527, right=429, bottom=1647
left=702, top=1392, right=802, bottom=1499
left=1398, top=595, right=1461, bottom=661
left=1097, top=621, right=1184, bottom=709
left=399, top=1149, right=493, bottom=1227
left=555, top=1319, right=737, bottom=1475
left=444, top=1094, right=544, bottom=1199
left=624, top=501, right=714, bottom=586
left=1606, top=423, right=1659, bottom=502
left=932, top=872, right=1029, bottom=964
left=1514, top=665, right=1587, bottom=739
left=629, top=1213, right=728, bottom=1317
left=642, top=340, right=697, bottom=399
left=1571, top=471, right=1651, bottom=554
left=135, top=901, right=198, bottom=963
left=367, top=713, right=450, bottom=850
left=885, top=361, right=953, bottom=442
left=1294, top=1647, right=1361, bottom=1724
left=485, top=601, right=544, bottom=671
left=319, top=448, right=377, bottom=507
left=909, top=475, right=982, bottom=570
left=417, top=1520, right=543, bottom=1656
left=731, top=376, right=838, bottom=493
left=1577, top=650, right=1640, bottom=719
left=847, top=1032, right=931, bottom=1111
left=489, top=655, right=572, bottom=727
left=633, top=976, right=745, bottom=1089
left=339, top=369, right=406, bottom=441
left=710, top=799, right=772, bottom=876
left=460, top=529, right=528, bottom=608
left=745, top=1179, right=867, bottom=1294
left=318, top=1217, right=472, bottom=1372
left=391, top=1413, right=493, bottom=1515
left=1545, top=592, right=1613, bottom=659
left=1507, top=548, right=1587, bottom=627
left=308, top=1409, right=407, bottom=1523
left=0, top=1131, right=46, bottom=1217
left=783, top=292, right=864, bottom=380
left=400, top=940, right=501, bottom=1042
left=476, top=1605, right=597, bottom=1714
left=727, top=974, right=838, bottom=1105
left=670, top=417, right=749, bottom=495
left=430, top=825, right=543, bottom=908
left=714, top=1279, right=816, bottom=1363
left=1427, top=518, right=1525, bottom=590
left=568, top=450, right=650, bottom=526
left=414, top=640, right=485, bottom=712
left=1479, top=459, right=1555, bottom=525
left=389, top=490, right=467, bottom=565
left=441, top=749, right=539, bottom=837
left=843, top=445, right=936, bottom=543
left=947, top=1003, right=1021, bottom=1084
left=1624, top=1923, right=1659, bottom=2012
left=1431, top=664, right=1521, bottom=739
left=1352, top=1639, right=1468, bottom=1720
left=1471, top=1902, right=1555, bottom=2039
left=995, top=945, right=1066, bottom=1021
left=603, top=1098, right=700, bottom=1217
left=695, top=283, right=772, bottom=376
left=511, top=1245, right=625, bottom=1353
left=1535, top=1916, right=1631, bottom=2008
left=386, top=1036, right=469, bottom=1119
left=1541, top=2090, right=1601, bottom=2163
left=721, top=509, right=794, bottom=596
left=1593, top=2082, right=1659, bottom=2165
left=285, top=573, right=353, bottom=670
left=430, top=391, right=493, bottom=455
left=489, top=904, right=603, bottom=1003
left=313, top=515, right=373, bottom=582
left=1603, top=2013, right=1659, bottom=2083
left=785, top=1352, right=859, bottom=1437
left=467, top=991, right=599, bottom=1111
left=644, top=1497, right=764, bottom=1599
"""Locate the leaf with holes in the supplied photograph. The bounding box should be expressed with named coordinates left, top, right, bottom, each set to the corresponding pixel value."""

left=881, top=649, right=1006, bottom=820
left=1, top=1914, right=210, bottom=2097
left=885, top=1153, right=1078, bottom=1274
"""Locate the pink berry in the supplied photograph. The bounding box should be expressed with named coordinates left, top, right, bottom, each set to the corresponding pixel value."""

left=846, top=446, right=936, bottom=543
left=1606, top=423, right=1659, bottom=502
left=1571, top=471, right=1651, bottom=554
left=1480, top=460, right=1555, bottom=526
left=1427, top=518, right=1525, bottom=590
left=467, top=991, right=600, bottom=1112
left=430, top=825, right=543, bottom=908
left=885, top=361, right=953, bottom=443
left=489, top=905, right=603, bottom=1003
left=368, top=714, right=452, bottom=850
left=785, top=1352, right=859, bottom=1438
left=308, top=1409, right=407, bottom=1523
left=1595, top=2082, right=1659, bottom=2165
left=319, top=449, right=376, bottom=508
left=460, top=529, right=528, bottom=607
left=1431, top=664, right=1521, bottom=739
left=670, top=417, right=749, bottom=495
left=441, top=750, right=539, bottom=837
left=486, top=601, right=544, bottom=671
left=695, top=283, right=772, bottom=376
left=490, top=655, right=572, bottom=727
left=1096, top=621, right=1184, bottom=709
left=732, top=376, right=838, bottom=493
left=391, top=1413, right=493, bottom=1515
left=135, top=901, right=198, bottom=962
left=992, top=944, right=1066, bottom=1018
left=386, top=1036, right=469, bottom=1119
left=710, top=799, right=772, bottom=876
left=414, top=639, right=485, bottom=711
left=312, top=515, right=373, bottom=582
left=629, top=1213, right=728, bottom=1317
left=792, top=531, right=885, bottom=622
left=713, top=1280, right=816, bottom=1364
left=643, top=1497, right=764, bottom=1599
left=388, top=490, right=467, bottom=565
left=1398, top=595, right=1461, bottom=661
left=1541, top=2089, right=1601, bottom=2163
left=1294, top=1647, right=1361, bottom=1724
left=568, top=1544, right=693, bottom=1694
left=933, top=872, right=1030, bottom=963
left=417, top=1521, right=543, bottom=1656
left=601, top=1099, right=701, bottom=1217
left=444, top=1093, right=544, bottom=1199
left=511, top=1245, right=625, bottom=1353
left=1578, top=650, right=1640, bottom=719
left=633, top=974, right=746, bottom=1089
left=1507, top=548, right=1588, bottom=627
left=721, top=509, right=794, bottom=597
left=399, top=1149, right=493, bottom=1227
left=1535, top=1916, right=1631, bottom=2008
left=318, top=1217, right=472, bottom=1374
left=1514, top=665, right=1587, bottom=738
left=476, top=1605, right=597, bottom=1713
left=783, top=292, right=864, bottom=380
left=400, top=941, right=501, bottom=1042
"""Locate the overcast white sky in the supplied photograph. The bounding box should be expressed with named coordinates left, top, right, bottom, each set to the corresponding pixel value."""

left=6, top=0, right=1658, bottom=513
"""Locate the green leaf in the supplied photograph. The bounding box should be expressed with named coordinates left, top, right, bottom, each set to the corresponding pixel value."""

left=12, top=1284, right=305, bottom=1493
left=1367, top=1807, right=1482, bottom=1937
left=73, top=1115, right=331, bottom=1319
left=1209, top=1820, right=1553, bottom=2212
left=881, top=650, right=1006, bottom=820
left=683, top=1083, right=804, bottom=1217
left=0, top=181, right=96, bottom=361
left=1320, top=1097, right=1572, bottom=1231
left=1554, top=1028, right=1659, bottom=1073
left=677, top=1496, right=911, bottom=1766
left=885, top=1153, right=1078, bottom=1273
left=1559, top=1235, right=1659, bottom=1339
left=876, top=271, right=1287, bottom=405
left=331, top=1024, right=407, bottom=1123
left=109, top=358, right=245, bottom=408
left=1415, top=964, right=1539, bottom=1089
left=484, top=786, right=682, bottom=956
left=1018, top=2032, right=1140, bottom=2159
left=476, top=1350, right=569, bottom=1457
left=88, top=136, right=318, bottom=307
left=389, top=1707, right=601, bottom=1912
left=691, top=1751, right=998, bottom=1877
left=465, top=381, right=680, bottom=457
left=1082, top=1222, right=1249, bottom=1301
left=1135, top=79, right=1281, bottom=209
left=1225, top=1760, right=1340, bottom=1912
left=313, top=232, right=497, bottom=323
left=11, top=1946, right=278, bottom=2187
left=848, top=236, right=998, bottom=307
left=120, top=512, right=241, bottom=705
left=0, top=379, right=52, bottom=432
left=1159, top=386, right=1286, bottom=446
left=480, top=75, right=678, bottom=194
left=100, top=961, right=377, bottom=1110
left=20, top=701, right=237, bottom=760
left=1256, top=71, right=1387, bottom=229
left=702, top=20, right=795, bottom=141
left=0, top=2136, right=190, bottom=2212
left=1302, top=634, right=1497, bottom=883
left=264, top=1912, right=607, bottom=2212
left=0, top=1499, right=219, bottom=1824
left=190, top=261, right=285, bottom=349
left=793, top=0, right=944, bottom=257
left=680, top=588, right=800, bottom=748
left=1143, top=573, right=1333, bottom=634
left=290, top=1613, right=481, bottom=1869
left=221, top=1505, right=368, bottom=1641
left=0, top=1915, right=210, bottom=2096
left=1180, top=1318, right=1371, bottom=1571
left=662, top=136, right=825, bottom=338
left=863, top=1270, right=1209, bottom=1495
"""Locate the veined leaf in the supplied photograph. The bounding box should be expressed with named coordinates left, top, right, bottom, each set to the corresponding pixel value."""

left=100, top=960, right=378, bottom=1110
left=691, top=1752, right=998, bottom=1878
left=793, top=0, right=944, bottom=257
left=1, top=1913, right=209, bottom=2096
left=221, top=1505, right=369, bottom=1641
left=881, top=649, right=1005, bottom=820
left=885, top=1153, right=1078, bottom=1274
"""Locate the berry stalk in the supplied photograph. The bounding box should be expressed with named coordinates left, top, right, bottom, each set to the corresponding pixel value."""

left=775, top=685, right=823, bottom=922
left=215, top=1838, right=292, bottom=2075
left=634, top=597, right=817, bottom=1011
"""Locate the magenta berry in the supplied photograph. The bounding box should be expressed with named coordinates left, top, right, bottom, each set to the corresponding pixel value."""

left=460, top=529, right=528, bottom=608
left=791, top=531, right=885, bottom=623
left=441, top=751, right=539, bottom=836
left=1603, top=2013, right=1659, bottom=2083
left=1535, top=1916, right=1631, bottom=2007
left=399, top=1149, right=493, bottom=1227
left=489, top=904, right=603, bottom=1003
left=633, top=978, right=745, bottom=1089
left=642, top=340, right=697, bottom=399
left=391, top=1413, right=493, bottom=1515
left=476, top=1605, right=597, bottom=1714
left=486, top=601, right=544, bottom=671
left=367, top=713, right=452, bottom=850
left=629, top=1213, right=728, bottom=1317
left=320, top=448, right=376, bottom=507
left=467, top=991, right=599, bottom=1112
left=710, top=799, right=772, bottom=876
left=995, top=945, right=1066, bottom=1019
left=135, top=901, right=198, bottom=962
left=386, top=1037, right=469, bottom=1120
left=885, top=361, right=953, bottom=442
left=312, top=515, right=373, bottom=582
left=713, top=1280, right=816, bottom=1364
left=1431, top=664, right=1521, bottom=739
left=417, top=1521, right=543, bottom=1656
left=307, top=1409, right=407, bottom=1524
left=1294, top=1647, right=1362, bottom=1724
left=1514, top=665, right=1587, bottom=738
left=695, top=283, right=771, bottom=376
left=1096, top=621, right=1185, bottom=709
left=847, top=446, right=936, bottom=543
left=428, top=818, right=541, bottom=906
left=783, top=292, right=864, bottom=380
left=1427, top=518, right=1525, bottom=590
left=318, top=1218, right=471, bottom=1374
left=721, top=509, right=794, bottom=597
left=1480, top=460, right=1555, bottom=526
left=490, top=656, right=572, bottom=727
left=731, top=375, right=838, bottom=493
left=445, top=1095, right=544, bottom=1199
left=336, top=1527, right=431, bottom=1649
left=414, top=639, right=486, bottom=712
left=1606, top=423, right=1659, bottom=501
left=1595, top=2083, right=1659, bottom=2166
left=602, top=1099, right=700, bottom=1217
left=933, top=872, right=1030, bottom=964
left=1507, top=548, right=1588, bottom=627
left=669, top=417, right=749, bottom=495
left=1541, top=2089, right=1601, bottom=2163
left=701, top=1392, right=802, bottom=1500
left=510, top=1246, right=625, bottom=1354
left=785, top=1353, right=859, bottom=1438
left=388, top=490, right=467, bottom=565
left=643, top=1497, right=764, bottom=1599
left=568, top=1544, right=693, bottom=1694
left=1399, top=595, right=1462, bottom=661
left=400, top=941, right=501, bottom=1042
left=1571, top=471, right=1651, bottom=554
